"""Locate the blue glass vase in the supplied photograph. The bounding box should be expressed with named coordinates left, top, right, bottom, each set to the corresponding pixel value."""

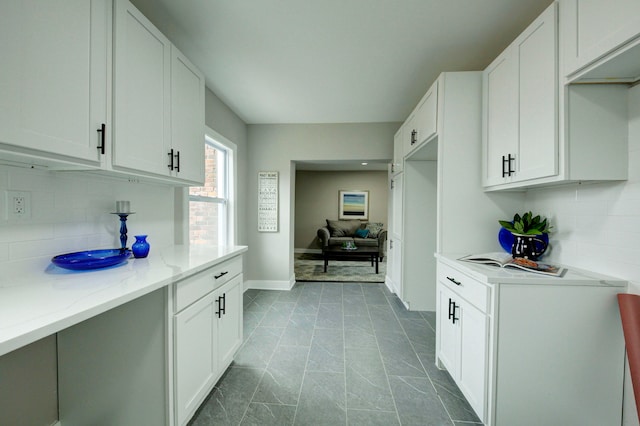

left=132, top=235, right=150, bottom=258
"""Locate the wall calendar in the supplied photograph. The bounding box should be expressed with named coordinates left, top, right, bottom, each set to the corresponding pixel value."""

left=258, top=171, right=278, bottom=232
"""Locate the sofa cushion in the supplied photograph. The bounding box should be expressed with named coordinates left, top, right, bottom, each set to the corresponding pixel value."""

left=365, top=222, right=384, bottom=238
left=326, top=219, right=362, bottom=237
left=354, top=228, right=369, bottom=238
left=353, top=238, right=377, bottom=247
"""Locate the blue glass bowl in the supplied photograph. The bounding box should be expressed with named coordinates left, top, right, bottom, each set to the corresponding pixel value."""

left=51, top=249, right=131, bottom=271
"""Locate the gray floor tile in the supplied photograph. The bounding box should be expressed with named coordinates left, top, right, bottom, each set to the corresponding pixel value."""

left=344, top=315, right=377, bottom=349
left=401, top=318, right=436, bottom=354
left=279, top=314, right=316, bottom=347
left=389, top=375, right=453, bottom=426
left=345, top=347, right=395, bottom=411
left=316, top=302, right=343, bottom=329
left=295, top=371, right=346, bottom=426
left=343, top=294, right=369, bottom=316
left=342, top=283, right=364, bottom=295
left=240, top=402, right=296, bottom=426
left=252, top=345, right=309, bottom=405
left=347, top=409, right=401, bottom=426
left=376, top=332, right=427, bottom=377
left=321, top=282, right=343, bottom=303
left=234, top=326, right=284, bottom=369
left=362, top=288, right=389, bottom=305
left=188, top=367, right=262, bottom=426
left=307, top=328, right=344, bottom=373
left=259, top=302, right=296, bottom=327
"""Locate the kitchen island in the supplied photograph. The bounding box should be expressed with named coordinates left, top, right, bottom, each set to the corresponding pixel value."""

left=0, top=244, right=247, bottom=426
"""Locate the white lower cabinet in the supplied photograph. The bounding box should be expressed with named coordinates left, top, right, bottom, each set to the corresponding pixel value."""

left=436, top=256, right=626, bottom=426
left=172, top=257, right=243, bottom=426
left=437, top=266, right=488, bottom=420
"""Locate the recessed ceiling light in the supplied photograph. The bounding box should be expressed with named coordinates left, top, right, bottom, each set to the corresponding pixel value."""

left=361, top=162, right=368, bottom=166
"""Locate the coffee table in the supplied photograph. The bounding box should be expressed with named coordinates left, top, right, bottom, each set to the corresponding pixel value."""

left=322, top=246, right=379, bottom=274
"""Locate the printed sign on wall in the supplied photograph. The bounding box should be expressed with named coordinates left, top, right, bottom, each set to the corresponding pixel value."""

left=258, top=171, right=278, bottom=232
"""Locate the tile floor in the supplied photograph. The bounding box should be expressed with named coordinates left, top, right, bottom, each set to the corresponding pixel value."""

left=189, top=282, right=482, bottom=426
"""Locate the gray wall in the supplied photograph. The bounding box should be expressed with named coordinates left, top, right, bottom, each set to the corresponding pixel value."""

left=295, top=170, right=388, bottom=250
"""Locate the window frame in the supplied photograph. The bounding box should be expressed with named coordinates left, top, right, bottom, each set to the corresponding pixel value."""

left=178, top=126, right=236, bottom=247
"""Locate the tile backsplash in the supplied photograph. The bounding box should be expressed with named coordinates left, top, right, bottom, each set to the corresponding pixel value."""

left=0, top=165, right=175, bottom=265
left=527, top=84, right=640, bottom=292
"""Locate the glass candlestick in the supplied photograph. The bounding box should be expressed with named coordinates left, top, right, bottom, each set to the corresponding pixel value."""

left=111, top=212, right=135, bottom=250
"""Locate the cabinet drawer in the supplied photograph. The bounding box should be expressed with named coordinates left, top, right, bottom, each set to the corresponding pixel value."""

left=438, top=262, right=488, bottom=312
left=174, top=256, right=242, bottom=313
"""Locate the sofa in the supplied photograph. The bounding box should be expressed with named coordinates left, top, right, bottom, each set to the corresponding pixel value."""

left=317, top=219, right=387, bottom=260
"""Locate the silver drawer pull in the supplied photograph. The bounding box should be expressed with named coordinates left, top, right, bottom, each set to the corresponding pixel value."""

left=214, top=271, right=229, bottom=280
left=446, top=276, right=461, bottom=286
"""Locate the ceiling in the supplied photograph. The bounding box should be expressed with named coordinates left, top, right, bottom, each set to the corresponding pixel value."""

left=130, top=0, right=552, bottom=125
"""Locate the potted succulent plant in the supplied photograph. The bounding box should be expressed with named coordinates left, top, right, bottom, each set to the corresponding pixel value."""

left=499, top=212, right=552, bottom=260
left=499, top=211, right=552, bottom=236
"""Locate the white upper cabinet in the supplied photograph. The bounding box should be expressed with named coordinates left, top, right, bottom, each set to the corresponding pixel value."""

left=113, top=0, right=204, bottom=185
left=0, top=0, right=110, bottom=166
left=404, top=79, right=438, bottom=157
left=113, top=0, right=171, bottom=178
left=483, top=2, right=628, bottom=191
left=483, top=3, right=557, bottom=188
left=560, top=0, right=640, bottom=81
left=171, top=47, right=205, bottom=184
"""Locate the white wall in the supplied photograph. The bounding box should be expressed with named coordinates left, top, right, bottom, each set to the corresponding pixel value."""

left=246, top=122, right=398, bottom=288
left=525, top=84, right=640, bottom=425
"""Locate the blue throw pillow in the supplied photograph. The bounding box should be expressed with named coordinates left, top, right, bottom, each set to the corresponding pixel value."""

left=354, top=228, right=369, bottom=238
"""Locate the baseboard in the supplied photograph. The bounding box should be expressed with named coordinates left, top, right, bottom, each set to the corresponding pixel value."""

left=385, top=276, right=397, bottom=295
left=51, top=421, right=61, bottom=426
left=294, top=248, right=321, bottom=254
left=244, top=279, right=295, bottom=291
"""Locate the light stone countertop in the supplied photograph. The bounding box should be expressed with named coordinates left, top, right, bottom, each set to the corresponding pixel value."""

left=0, top=244, right=248, bottom=357
left=436, top=253, right=627, bottom=287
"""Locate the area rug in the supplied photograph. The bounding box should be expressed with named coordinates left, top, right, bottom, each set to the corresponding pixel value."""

left=294, top=253, right=386, bottom=283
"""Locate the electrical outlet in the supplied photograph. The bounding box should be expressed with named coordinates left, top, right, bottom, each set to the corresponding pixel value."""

left=6, top=191, right=31, bottom=220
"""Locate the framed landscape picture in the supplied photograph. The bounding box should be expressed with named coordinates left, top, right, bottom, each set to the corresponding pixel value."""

left=338, top=190, right=369, bottom=220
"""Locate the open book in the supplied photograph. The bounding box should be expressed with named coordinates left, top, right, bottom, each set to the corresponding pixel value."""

left=459, top=252, right=565, bottom=277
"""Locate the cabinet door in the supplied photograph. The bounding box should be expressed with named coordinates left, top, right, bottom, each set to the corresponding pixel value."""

left=174, top=292, right=217, bottom=426
left=516, top=2, right=557, bottom=183
left=0, top=0, right=109, bottom=164
left=415, top=80, right=438, bottom=146
left=402, top=112, right=417, bottom=157
left=561, top=0, right=640, bottom=77
left=458, top=300, right=487, bottom=422
left=113, top=0, right=171, bottom=177
left=170, top=46, right=205, bottom=184
left=437, top=284, right=458, bottom=375
left=392, top=127, right=403, bottom=173
left=216, top=275, right=243, bottom=370
left=483, top=49, right=518, bottom=187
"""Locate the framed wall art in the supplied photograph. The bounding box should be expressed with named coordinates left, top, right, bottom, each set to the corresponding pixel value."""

left=338, top=190, right=369, bottom=220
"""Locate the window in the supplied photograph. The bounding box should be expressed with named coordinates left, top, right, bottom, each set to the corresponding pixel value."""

left=188, top=133, right=234, bottom=246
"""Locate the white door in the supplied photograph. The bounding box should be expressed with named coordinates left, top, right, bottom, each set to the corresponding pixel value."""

left=174, top=292, right=217, bottom=426
left=483, top=49, right=518, bottom=187
left=516, top=3, right=558, bottom=183
left=437, top=284, right=459, bottom=375
left=458, top=300, right=487, bottom=422
left=113, top=0, right=171, bottom=177
left=0, top=0, right=109, bottom=164
left=216, top=275, right=243, bottom=369
left=170, top=46, right=205, bottom=184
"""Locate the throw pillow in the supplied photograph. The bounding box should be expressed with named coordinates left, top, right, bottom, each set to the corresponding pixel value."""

left=354, top=228, right=369, bottom=238
left=365, top=222, right=384, bottom=238
left=326, top=219, right=362, bottom=237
